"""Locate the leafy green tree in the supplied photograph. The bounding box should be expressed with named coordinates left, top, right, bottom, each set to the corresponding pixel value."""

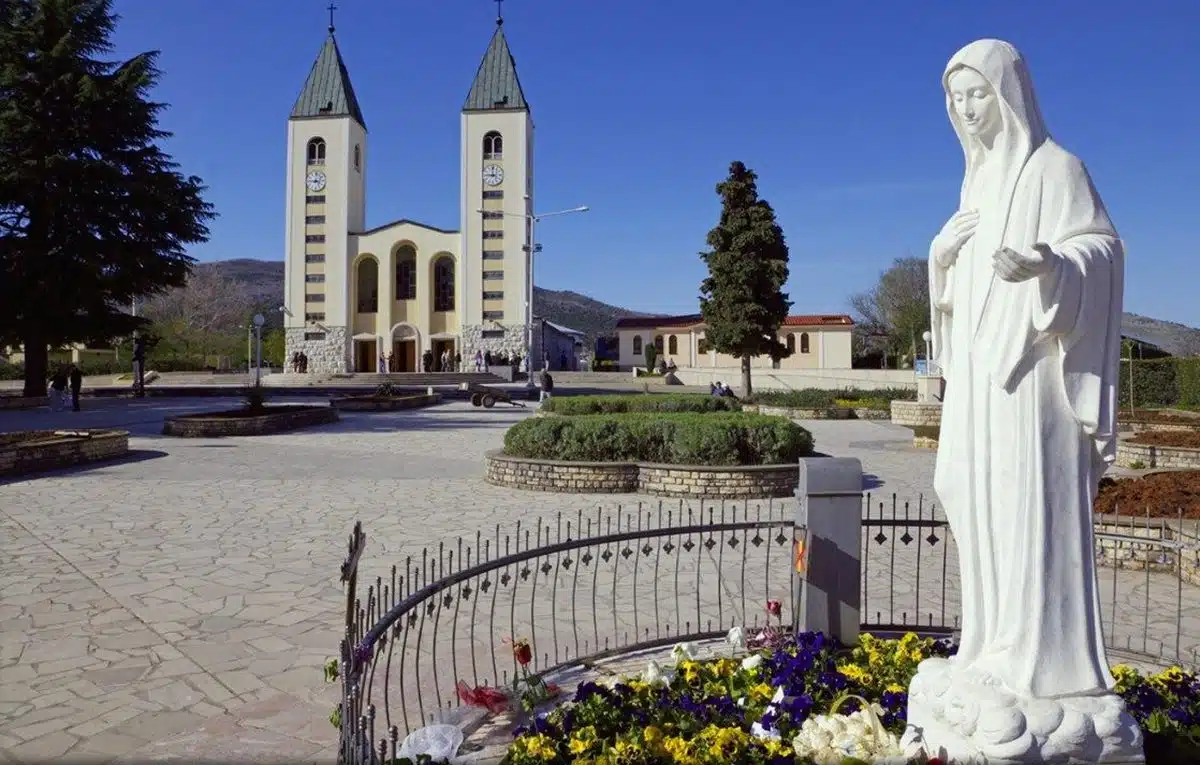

left=643, top=340, right=657, bottom=373
left=849, top=257, right=930, bottom=368
left=698, top=161, right=792, bottom=395
left=0, top=0, right=215, bottom=396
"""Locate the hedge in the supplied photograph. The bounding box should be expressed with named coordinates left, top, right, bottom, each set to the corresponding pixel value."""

left=744, top=387, right=917, bottom=409
left=504, top=412, right=814, bottom=466
left=543, top=393, right=740, bottom=416
left=1119, top=358, right=1200, bottom=409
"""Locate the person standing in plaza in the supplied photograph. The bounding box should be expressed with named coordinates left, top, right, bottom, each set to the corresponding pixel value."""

left=538, top=366, right=553, bottom=405
left=68, top=365, right=83, bottom=412
left=49, top=367, right=68, bottom=411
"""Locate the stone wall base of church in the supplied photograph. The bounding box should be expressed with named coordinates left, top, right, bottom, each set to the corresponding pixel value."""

left=285, top=326, right=349, bottom=374
left=460, top=324, right=526, bottom=363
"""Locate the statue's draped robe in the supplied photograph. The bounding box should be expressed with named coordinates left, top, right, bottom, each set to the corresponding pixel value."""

left=929, top=40, right=1124, bottom=699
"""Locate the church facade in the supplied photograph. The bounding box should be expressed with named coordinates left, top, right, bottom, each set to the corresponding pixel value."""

left=283, top=18, right=534, bottom=373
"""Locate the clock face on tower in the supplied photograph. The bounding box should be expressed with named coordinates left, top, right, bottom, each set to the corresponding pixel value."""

left=305, top=170, right=327, bottom=192
left=482, top=164, right=504, bottom=187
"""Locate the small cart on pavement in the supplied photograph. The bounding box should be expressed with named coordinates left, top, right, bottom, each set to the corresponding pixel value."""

left=461, top=382, right=529, bottom=409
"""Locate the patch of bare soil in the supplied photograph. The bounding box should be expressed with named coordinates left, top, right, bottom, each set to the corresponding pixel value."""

left=1128, top=431, right=1200, bottom=449
left=1095, top=471, right=1200, bottom=518
left=1119, top=408, right=1200, bottom=425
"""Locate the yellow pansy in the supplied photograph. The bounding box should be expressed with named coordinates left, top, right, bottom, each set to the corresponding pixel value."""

left=886, top=682, right=906, bottom=694
left=678, top=660, right=702, bottom=684
left=611, top=739, right=639, bottom=760
left=749, top=681, right=775, bottom=702
left=516, top=733, right=557, bottom=761
left=837, top=663, right=872, bottom=684
left=711, top=658, right=738, bottom=678
left=764, top=738, right=794, bottom=759
left=568, top=725, right=598, bottom=756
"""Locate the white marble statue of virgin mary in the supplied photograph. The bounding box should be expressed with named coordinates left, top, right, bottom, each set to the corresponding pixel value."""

left=929, top=37, right=1124, bottom=700
left=905, top=38, right=1140, bottom=762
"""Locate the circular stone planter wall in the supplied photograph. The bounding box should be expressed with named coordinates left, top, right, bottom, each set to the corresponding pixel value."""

left=330, top=393, right=441, bottom=411
left=485, top=451, right=798, bottom=498
left=741, top=404, right=853, bottom=419
left=0, top=429, right=129, bottom=477
left=0, top=395, right=50, bottom=410
left=1124, top=420, right=1200, bottom=434
left=1116, top=440, right=1200, bottom=470
left=162, top=405, right=338, bottom=437
left=891, top=400, right=942, bottom=449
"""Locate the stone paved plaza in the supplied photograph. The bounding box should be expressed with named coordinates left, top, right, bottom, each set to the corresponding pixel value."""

left=0, top=397, right=1195, bottom=762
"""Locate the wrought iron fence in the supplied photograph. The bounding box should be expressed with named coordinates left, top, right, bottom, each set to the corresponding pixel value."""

left=335, top=494, right=1200, bottom=764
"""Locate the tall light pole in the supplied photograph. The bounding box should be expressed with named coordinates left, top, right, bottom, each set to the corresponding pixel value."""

left=921, top=330, right=933, bottom=376
left=480, top=200, right=588, bottom=387
left=252, top=313, right=265, bottom=387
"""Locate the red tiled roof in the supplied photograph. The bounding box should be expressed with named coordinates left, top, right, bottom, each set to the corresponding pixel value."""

left=782, top=314, right=854, bottom=327
left=615, top=313, right=853, bottom=330
left=614, top=314, right=702, bottom=329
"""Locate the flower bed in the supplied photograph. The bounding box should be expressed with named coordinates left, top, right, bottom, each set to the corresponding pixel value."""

left=745, top=387, right=916, bottom=410
left=503, top=412, right=813, bottom=466
left=161, top=404, right=338, bottom=437
left=542, top=393, right=740, bottom=416
left=1096, top=472, right=1200, bottom=519
left=1121, top=408, right=1200, bottom=434
left=424, top=627, right=1200, bottom=765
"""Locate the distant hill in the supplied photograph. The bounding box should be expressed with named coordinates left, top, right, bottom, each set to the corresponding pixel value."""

left=1121, top=313, right=1200, bottom=357
left=201, top=259, right=653, bottom=345
left=201, top=259, right=1200, bottom=356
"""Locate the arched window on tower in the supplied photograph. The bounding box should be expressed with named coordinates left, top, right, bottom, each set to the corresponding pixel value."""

left=354, top=144, right=361, bottom=171
left=433, top=257, right=455, bottom=312
left=800, top=333, right=811, bottom=354
left=307, top=138, right=326, bottom=165
left=483, top=131, right=503, bottom=160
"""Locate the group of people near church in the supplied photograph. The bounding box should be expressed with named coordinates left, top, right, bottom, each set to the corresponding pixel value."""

left=289, top=352, right=310, bottom=373
left=47, top=365, right=84, bottom=412
left=709, top=381, right=737, bottom=399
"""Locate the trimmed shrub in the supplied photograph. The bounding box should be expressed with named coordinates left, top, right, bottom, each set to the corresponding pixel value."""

left=543, top=393, right=740, bottom=416
left=503, top=412, right=814, bottom=466
left=1118, top=358, right=1200, bottom=409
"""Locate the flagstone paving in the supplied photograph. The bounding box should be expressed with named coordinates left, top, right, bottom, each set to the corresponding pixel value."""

left=0, top=397, right=1195, bottom=762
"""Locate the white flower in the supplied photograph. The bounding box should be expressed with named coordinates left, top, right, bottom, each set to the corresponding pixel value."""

left=642, top=660, right=667, bottom=686
left=736, top=696, right=746, bottom=707
left=726, top=626, right=746, bottom=651
left=670, top=642, right=698, bottom=663
left=741, top=654, right=762, bottom=671
left=771, top=686, right=785, bottom=703
left=751, top=721, right=781, bottom=741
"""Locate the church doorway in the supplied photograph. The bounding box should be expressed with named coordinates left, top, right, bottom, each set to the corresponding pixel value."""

left=391, top=340, right=416, bottom=372
left=354, top=339, right=377, bottom=373
left=431, top=338, right=456, bottom=372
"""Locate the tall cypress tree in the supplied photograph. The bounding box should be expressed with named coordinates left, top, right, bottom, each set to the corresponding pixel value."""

left=698, top=161, right=791, bottom=395
left=0, top=0, right=215, bottom=396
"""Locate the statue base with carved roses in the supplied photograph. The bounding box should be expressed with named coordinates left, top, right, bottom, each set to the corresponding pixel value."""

left=901, top=658, right=1145, bottom=764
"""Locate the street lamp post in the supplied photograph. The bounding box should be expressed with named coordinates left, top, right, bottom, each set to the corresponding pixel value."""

left=252, top=313, right=265, bottom=387
left=479, top=200, right=588, bottom=388
left=921, top=330, right=933, bottom=376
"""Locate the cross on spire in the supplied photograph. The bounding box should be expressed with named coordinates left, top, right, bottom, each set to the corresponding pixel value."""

left=327, top=2, right=337, bottom=33
left=495, top=0, right=504, bottom=25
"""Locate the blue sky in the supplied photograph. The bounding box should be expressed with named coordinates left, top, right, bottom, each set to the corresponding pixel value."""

left=109, top=0, right=1197, bottom=327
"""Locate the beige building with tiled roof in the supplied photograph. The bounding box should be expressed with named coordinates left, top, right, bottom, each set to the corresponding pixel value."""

left=283, top=15, right=537, bottom=373
left=614, top=314, right=854, bottom=372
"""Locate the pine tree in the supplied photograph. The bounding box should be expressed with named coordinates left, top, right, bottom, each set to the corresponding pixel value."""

left=0, top=0, right=215, bottom=396
left=698, top=161, right=792, bottom=395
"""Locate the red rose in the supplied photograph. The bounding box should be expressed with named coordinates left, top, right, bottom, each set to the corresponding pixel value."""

left=766, top=599, right=782, bottom=617
left=456, top=681, right=509, bottom=714
left=510, top=638, right=533, bottom=666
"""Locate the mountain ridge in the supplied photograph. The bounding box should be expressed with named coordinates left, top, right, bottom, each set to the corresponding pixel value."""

left=201, top=259, right=1200, bottom=357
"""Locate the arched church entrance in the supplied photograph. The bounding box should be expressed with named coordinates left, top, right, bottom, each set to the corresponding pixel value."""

left=390, top=323, right=420, bottom=373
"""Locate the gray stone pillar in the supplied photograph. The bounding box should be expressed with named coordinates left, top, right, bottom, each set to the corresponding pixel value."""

left=794, top=457, right=863, bottom=645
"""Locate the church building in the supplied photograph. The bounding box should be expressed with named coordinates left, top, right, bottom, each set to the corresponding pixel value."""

left=283, top=14, right=534, bottom=373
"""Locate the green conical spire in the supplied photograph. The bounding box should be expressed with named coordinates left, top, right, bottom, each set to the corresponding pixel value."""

left=291, top=32, right=367, bottom=128
left=463, top=22, right=529, bottom=112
